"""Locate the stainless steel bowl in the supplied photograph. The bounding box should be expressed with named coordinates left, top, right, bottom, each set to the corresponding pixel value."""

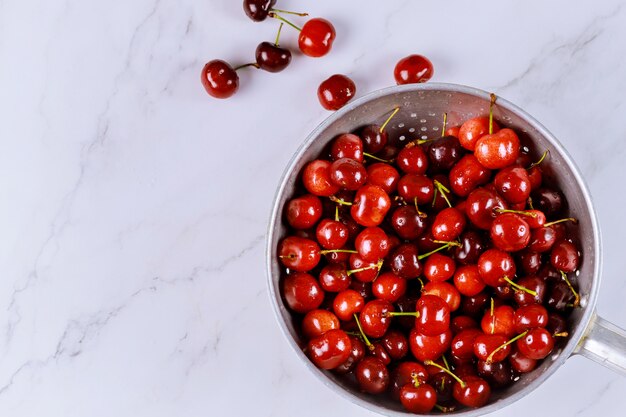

left=266, top=83, right=626, bottom=416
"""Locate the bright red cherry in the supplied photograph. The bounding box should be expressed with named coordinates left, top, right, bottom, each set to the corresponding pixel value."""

left=466, top=187, right=507, bottom=230
left=355, top=357, right=390, bottom=394
left=301, top=309, right=340, bottom=339
left=454, top=265, right=486, bottom=297
left=333, top=289, right=364, bottom=321
left=481, top=305, right=516, bottom=337
left=307, top=329, right=352, bottom=369
left=330, top=133, right=363, bottom=162
left=334, top=336, right=365, bottom=374
left=318, top=264, right=350, bottom=292
left=360, top=300, right=394, bottom=338
left=318, top=74, right=356, bottom=111
left=478, top=249, right=516, bottom=287
left=315, top=219, right=349, bottom=250
left=475, top=128, right=521, bottom=169
left=432, top=207, right=466, bottom=241
left=282, top=272, right=324, bottom=313
left=351, top=185, right=391, bottom=227
left=550, top=240, right=580, bottom=272
left=201, top=60, right=240, bottom=99
left=453, top=376, right=491, bottom=408
left=514, top=304, right=548, bottom=333
left=509, top=347, right=537, bottom=373
left=494, top=166, right=531, bottom=204
left=422, top=282, right=461, bottom=311
left=458, top=117, right=500, bottom=151
left=409, top=328, right=452, bottom=362
left=390, top=362, right=429, bottom=400
left=278, top=236, right=320, bottom=272
left=451, top=328, right=483, bottom=362
left=397, top=145, right=429, bottom=174
left=302, top=160, right=340, bottom=196
left=424, top=253, right=456, bottom=282
left=400, top=382, right=437, bottom=414
left=330, top=158, right=366, bottom=189
left=394, top=54, right=434, bottom=84
left=474, top=333, right=510, bottom=363
left=416, top=295, right=451, bottom=336
left=516, top=328, right=555, bottom=360
left=449, top=155, right=492, bottom=197
left=286, top=194, right=322, bottom=229
left=355, top=227, right=390, bottom=262
left=299, top=18, right=336, bottom=57
left=372, top=272, right=407, bottom=303
left=397, top=174, right=434, bottom=204
left=490, top=213, right=531, bottom=252
left=366, top=163, right=399, bottom=194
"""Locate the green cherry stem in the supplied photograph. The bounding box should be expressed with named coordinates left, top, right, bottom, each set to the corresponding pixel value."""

left=528, top=197, right=535, bottom=210
left=269, top=8, right=308, bottom=16
left=433, top=179, right=452, bottom=208
left=385, top=311, right=420, bottom=318
left=434, top=404, right=456, bottom=413
left=441, top=112, right=448, bottom=138
left=560, top=270, right=581, bottom=307
left=320, top=249, right=358, bottom=255
left=544, top=217, right=578, bottom=227
left=330, top=196, right=353, bottom=206
left=414, top=198, right=428, bottom=218
left=274, top=22, right=284, bottom=46
left=528, top=150, right=549, bottom=169
left=424, top=360, right=466, bottom=388
left=363, top=152, right=393, bottom=163
left=353, top=313, right=374, bottom=351
left=234, top=62, right=260, bottom=71
left=411, top=372, right=422, bottom=388
left=495, top=208, right=538, bottom=218
left=347, top=259, right=383, bottom=276
left=334, top=205, right=340, bottom=222
left=380, top=107, right=400, bottom=133
left=268, top=13, right=302, bottom=31
left=486, top=330, right=529, bottom=364
left=503, top=277, right=537, bottom=296
left=489, top=297, right=496, bottom=334
left=418, top=241, right=461, bottom=260
left=488, top=93, right=497, bottom=135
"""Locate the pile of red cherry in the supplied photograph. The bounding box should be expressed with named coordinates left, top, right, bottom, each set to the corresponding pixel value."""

left=276, top=97, right=581, bottom=413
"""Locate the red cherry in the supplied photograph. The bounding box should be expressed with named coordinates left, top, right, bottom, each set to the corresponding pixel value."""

left=454, top=265, right=486, bottom=297
left=451, top=328, right=483, bottom=362
left=255, top=41, right=291, bottom=72
left=516, top=327, right=555, bottom=360
left=509, top=347, right=537, bottom=373
left=282, top=272, right=323, bottom=313
left=355, top=357, right=390, bottom=394
left=474, top=333, right=510, bottom=363
left=397, top=145, right=429, bottom=174
left=201, top=60, right=239, bottom=99
left=415, top=295, right=451, bottom=336
left=390, top=362, right=429, bottom=400
left=475, top=128, right=521, bottom=169
left=390, top=243, right=422, bottom=278
left=432, top=207, right=466, bottom=241
left=481, top=305, right=516, bottom=337
left=315, top=219, right=349, bottom=250
left=449, top=155, right=492, bottom=197
left=360, top=125, right=388, bottom=153
left=466, top=187, right=507, bottom=230
left=302, top=309, right=340, bottom=339
left=307, top=329, right=352, bottom=369
left=400, top=383, right=437, bottom=413
left=458, top=117, right=500, bottom=151
left=318, top=264, right=350, bottom=292
left=478, top=249, right=516, bottom=287
left=302, top=160, right=340, bottom=196
left=454, top=231, right=486, bottom=265
left=243, top=0, right=276, bottom=22
left=494, top=166, right=531, bottom=204
left=390, top=206, right=427, bottom=240
left=286, top=194, right=322, bottom=229
left=514, top=304, right=548, bottom=333
left=397, top=174, right=434, bottom=204
left=360, top=299, right=394, bottom=338
left=366, top=163, right=399, bottom=194
left=372, top=272, right=407, bottom=303
left=382, top=330, right=409, bottom=360
left=333, top=289, right=364, bottom=321
left=278, top=236, right=320, bottom=272
left=355, top=227, right=390, bottom=262
left=330, top=158, right=367, bottom=190
left=550, top=240, right=580, bottom=272
left=523, top=210, right=547, bottom=229
left=452, top=376, right=491, bottom=408
left=528, top=226, right=558, bottom=252
left=318, top=74, right=356, bottom=111
left=299, top=18, right=336, bottom=57
left=394, top=54, right=434, bottom=85
left=334, top=336, right=365, bottom=374
left=424, top=253, right=456, bottom=282
left=350, top=185, right=391, bottom=227
left=409, top=328, right=452, bottom=362
left=490, top=213, right=531, bottom=252
left=513, top=275, right=546, bottom=305
left=348, top=253, right=381, bottom=283
left=423, top=281, right=461, bottom=312
left=330, top=133, right=363, bottom=162
left=451, top=315, right=479, bottom=333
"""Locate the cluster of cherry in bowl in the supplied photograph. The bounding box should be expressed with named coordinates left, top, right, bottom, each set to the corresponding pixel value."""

left=276, top=100, right=581, bottom=413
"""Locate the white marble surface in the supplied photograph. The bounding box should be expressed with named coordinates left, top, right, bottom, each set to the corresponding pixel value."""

left=1, top=0, right=625, bottom=415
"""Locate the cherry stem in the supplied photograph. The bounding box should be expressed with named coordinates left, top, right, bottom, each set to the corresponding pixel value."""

left=347, top=259, right=383, bottom=276
left=274, top=22, right=284, bottom=46
left=490, top=298, right=495, bottom=334
left=385, top=311, right=420, bottom=318
left=363, top=152, right=393, bottom=163
left=486, top=330, right=529, bottom=364
left=489, top=93, right=497, bottom=135
left=560, top=270, right=581, bottom=307
left=544, top=217, right=578, bottom=227
left=433, top=180, right=452, bottom=208
left=417, top=277, right=425, bottom=291
left=411, top=372, right=421, bottom=388
left=380, top=107, right=400, bottom=133
left=434, top=404, right=456, bottom=413
left=418, top=241, right=460, bottom=260
left=330, top=196, right=353, bottom=206
left=278, top=254, right=295, bottom=260
left=503, top=277, right=537, bottom=296
left=424, top=360, right=466, bottom=388
left=408, top=137, right=437, bottom=147
left=269, top=8, right=309, bottom=17
left=554, top=331, right=569, bottom=337
left=234, top=62, right=260, bottom=71
left=395, top=195, right=408, bottom=206
left=442, top=355, right=451, bottom=371
left=441, top=112, right=447, bottom=138
left=495, top=208, right=538, bottom=218
left=334, top=205, right=340, bottom=222
left=353, top=313, right=374, bottom=350
left=269, top=13, right=302, bottom=31
left=414, top=198, right=428, bottom=218
left=320, top=249, right=358, bottom=255
left=528, top=150, right=549, bottom=169
left=528, top=197, right=534, bottom=210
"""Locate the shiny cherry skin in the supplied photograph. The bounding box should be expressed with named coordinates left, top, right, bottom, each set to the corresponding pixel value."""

left=400, top=383, right=437, bottom=413
left=390, top=362, right=429, bottom=400
left=333, top=289, right=365, bottom=321
left=278, top=236, right=320, bottom=272
left=461, top=291, right=490, bottom=317
left=516, top=327, right=554, bottom=360
left=449, top=155, right=492, bottom=197
left=458, top=117, right=500, bottom=151
left=351, top=185, right=391, bottom=227
left=360, top=299, right=394, bottom=338
left=372, top=272, right=407, bottom=303
left=315, top=219, right=349, bottom=250
left=494, top=166, right=531, bottom=204
left=382, top=330, right=409, bottom=360
left=477, top=360, right=516, bottom=388
left=283, top=272, right=324, bottom=313
left=547, top=312, right=568, bottom=336
left=466, top=187, right=507, bottom=230
left=243, top=0, right=276, bottom=21
left=522, top=210, right=547, bottom=229
left=303, top=159, right=340, bottom=196
left=409, top=328, right=452, bottom=362
left=307, top=329, right=352, bottom=369
left=299, top=18, right=336, bottom=57
left=318, top=74, right=356, bottom=110
left=366, top=163, right=399, bottom=194
left=302, top=309, right=340, bottom=339
left=453, top=376, right=491, bottom=408
left=547, top=281, right=576, bottom=312
left=454, top=265, right=486, bottom=297
left=514, top=304, right=548, bottom=333
left=509, top=347, right=537, bottom=373
left=514, top=275, right=546, bottom=305
left=330, top=133, right=363, bottom=162
left=533, top=188, right=565, bottom=217
left=478, top=249, right=516, bottom=287
left=455, top=231, right=486, bottom=265
left=334, top=336, right=365, bottom=374
left=451, top=328, right=483, bottom=362
left=518, top=250, right=543, bottom=275
left=360, top=125, right=388, bottom=153
left=528, top=226, right=558, bottom=252
left=391, top=206, right=427, bottom=240
left=550, top=240, right=579, bottom=272
left=398, top=174, right=434, bottom=204
left=428, top=135, right=464, bottom=173
left=432, top=207, right=466, bottom=241
left=416, top=295, right=451, bottom=336
left=451, top=315, right=479, bottom=333
left=475, top=128, right=520, bottom=169
left=424, top=253, right=456, bottom=283
left=255, top=41, right=291, bottom=72
left=474, top=333, right=510, bottom=363
left=422, top=281, right=461, bottom=311
left=355, top=357, right=390, bottom=394
left=481, top=305, right=516, bottom=337
left=390, top=243, right=422, bottom=278
left=397, top=145, right=429, bottom=174
left=348, top=253, right=380, bottom=283
left=330, top=158, right=367, bottom=190
left=371, top=342, right=392, bottom=365
left=490, top=213, right=531, bottom=252
left=201, top=60, right=239, bottom=99
left=355, top=227, right=390, bottom=262
left=318, top=264, right=350, bottom=292
left=286, top=194, right=322, bottom=229
left=394, top=54, right=434, bottom=84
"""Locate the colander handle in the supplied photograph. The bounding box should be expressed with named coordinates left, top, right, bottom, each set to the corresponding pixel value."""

left=576, top=314, right=626, bottom=376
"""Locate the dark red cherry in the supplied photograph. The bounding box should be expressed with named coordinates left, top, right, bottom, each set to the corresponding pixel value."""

left=333, top=289, right=365, bottom=321
left=451, top=315, right=479, bottom=333
left=278, top=236, right=320, bottom=272
left=475, top=128, right=520, bottom=169
left=372, top=272, right=407, bottom=303
left=382, top=329, right=409, bottom=360
left=302, top=309, right=340, bottom=339
left=513, top=275, right=546, bottom=305
left=330, top=133, right=363, bottom=162
left=243, top=0, right=276, bottom=21
left=533, top=188, right=565, bottom=217
left=451, top=328, right=483, bottom=362
left=355, top=227, right=390, bottom=262
left=454, top=231, right=486, bottom=265
left=390, top=362, right=429, bottom=400
left=478, top=249, right=516, bottom=287
left=307, top=329, right=352, bottom=369
left=490, top=213, right=531, bottom=252
left=255, top=41, right=291, bottom=72
left=547, top=281, right=576, bottom=313
left=330, top=158, right=367, bottom=190
left=390, top=243, right=422, bottom=278
left=494, top=166, right=531, bottom=204
left=397, top=145, right=429, bottom=174
left=400, top=383, right=437, bottom=414
left=528, top=226, right=557, bottom=252
left=394, top=54, right=434, bottom=84
left=458, top=117, right=500, bottom=151
left=299, top=18, right=336, bottom=57
left=355, top=357, right=390, bottom=394
left=509, top=347, right=537, bottom=373
left=366, top=163, right=399, bottom=194
left=351, top=185, right=391, bottom=227
left=334, top=336, right=365, bottom=374
left=454, top=265, right=486, bottom=297
left=360, top=299, right=394, bottom=338
left=477, top=360, right=516, bottom=388
left=452, top=376, right=491, bottom=408
left=550, top=240, right=579, bottom=272
left=201, top=60, right=239, bottom=99
left=516, top=327, right=554, bottom=360
left=391, top=206, right=427, bottom=240
left=303, top=159, right=340, bottom=196
left=286, top=194, right=322, bottom=229
left=449, top=155, right=492, bottom=197
left=409, top=328, right=452, bottom=362
left=318, top=74, right=356, bottom=111
left=466, top=187, right=507, bottom=230
left=316, top=219, right=349, bottom=250
left=432, top=207, right=466, bottom=241
left=397, top=174, right=434, bottom=204
left=360, top=125, right=388, bottom=153
left=318, top=264, right=350, bottom=292
left=428, top=135, right=464, bottom=172
left=283, top=272, right=324, bottom=313
left=518, top=250, right=543, bottom=275
left=461, top=291, right=489, bottom=318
